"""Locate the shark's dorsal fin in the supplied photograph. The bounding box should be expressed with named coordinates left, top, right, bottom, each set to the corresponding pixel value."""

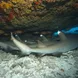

left=15, top=34, right=22, bottom=42
left=40, top=34, right=48, bottom=42
left=37, top=40, right=46, bottom=48
left=58, top=31, right=67, bottom=41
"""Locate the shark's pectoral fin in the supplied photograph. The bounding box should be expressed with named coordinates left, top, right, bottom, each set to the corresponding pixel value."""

left=52, top=52, right=62, bottom=57
left=58, top=31, right=67, bottom=41
left=37, top=40, right=46, bottom=48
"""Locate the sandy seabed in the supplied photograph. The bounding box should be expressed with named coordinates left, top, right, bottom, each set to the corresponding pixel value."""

left=0, top=49, right=78, bottom=78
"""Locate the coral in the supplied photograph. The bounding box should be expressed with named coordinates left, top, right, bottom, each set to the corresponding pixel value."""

left=11, top=0, right=26, bottom=4
left=73, top=3, right=78, bottom=8
left=7, top=11, right=15, bottom=21
left=0, top=0, right=77, bottom=30
left=46, top=0, right=56, bottom=3
left=0, top=1, right=13, bottom=10
left=0, top=30, right=4, bottom=35
left=25, top=9, right=32, bottom=14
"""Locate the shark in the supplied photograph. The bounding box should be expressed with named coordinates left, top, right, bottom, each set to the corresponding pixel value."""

left=11, top=31, right=78, bottom=55
left=0, top=41, right=19, bottom=53
left=15, top=33, right=58, bottom=48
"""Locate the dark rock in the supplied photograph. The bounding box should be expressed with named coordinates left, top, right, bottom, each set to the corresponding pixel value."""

left=0, top=0, right=78, bottom=35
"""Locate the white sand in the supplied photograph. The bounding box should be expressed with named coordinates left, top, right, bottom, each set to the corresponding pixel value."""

left=0, top=50, right=78, bottom=78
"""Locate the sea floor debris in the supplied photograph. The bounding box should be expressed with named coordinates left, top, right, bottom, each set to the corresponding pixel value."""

left=0, top=49, right=78, bottom=78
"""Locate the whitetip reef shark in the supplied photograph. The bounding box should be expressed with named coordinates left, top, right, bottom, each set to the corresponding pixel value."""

left=11, top=31, right=78, bottom=55
left=0, top=42, right=19, bottom=52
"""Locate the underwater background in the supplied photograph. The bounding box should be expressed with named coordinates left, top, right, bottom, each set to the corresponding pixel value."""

left=0, top=0, right=78, bottom=78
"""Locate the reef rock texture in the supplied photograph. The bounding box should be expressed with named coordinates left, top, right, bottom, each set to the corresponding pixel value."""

left=0, top=49, right=78, bottom=78
left=0, top=0, right=78, bottom=35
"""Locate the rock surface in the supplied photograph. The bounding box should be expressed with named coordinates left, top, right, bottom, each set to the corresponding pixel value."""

left=0, top=0, right=78, bottom=35
left=0, top=50, right=78, bottom=78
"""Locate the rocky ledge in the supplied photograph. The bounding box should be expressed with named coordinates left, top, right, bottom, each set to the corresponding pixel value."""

left=0, top=0, right=78, bottom=36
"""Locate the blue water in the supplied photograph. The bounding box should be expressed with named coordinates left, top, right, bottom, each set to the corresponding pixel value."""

left=53, top=26, right=78, bottom=36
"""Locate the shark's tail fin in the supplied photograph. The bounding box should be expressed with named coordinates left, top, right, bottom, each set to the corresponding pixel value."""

left=11, top=32, right=31, bottom=55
